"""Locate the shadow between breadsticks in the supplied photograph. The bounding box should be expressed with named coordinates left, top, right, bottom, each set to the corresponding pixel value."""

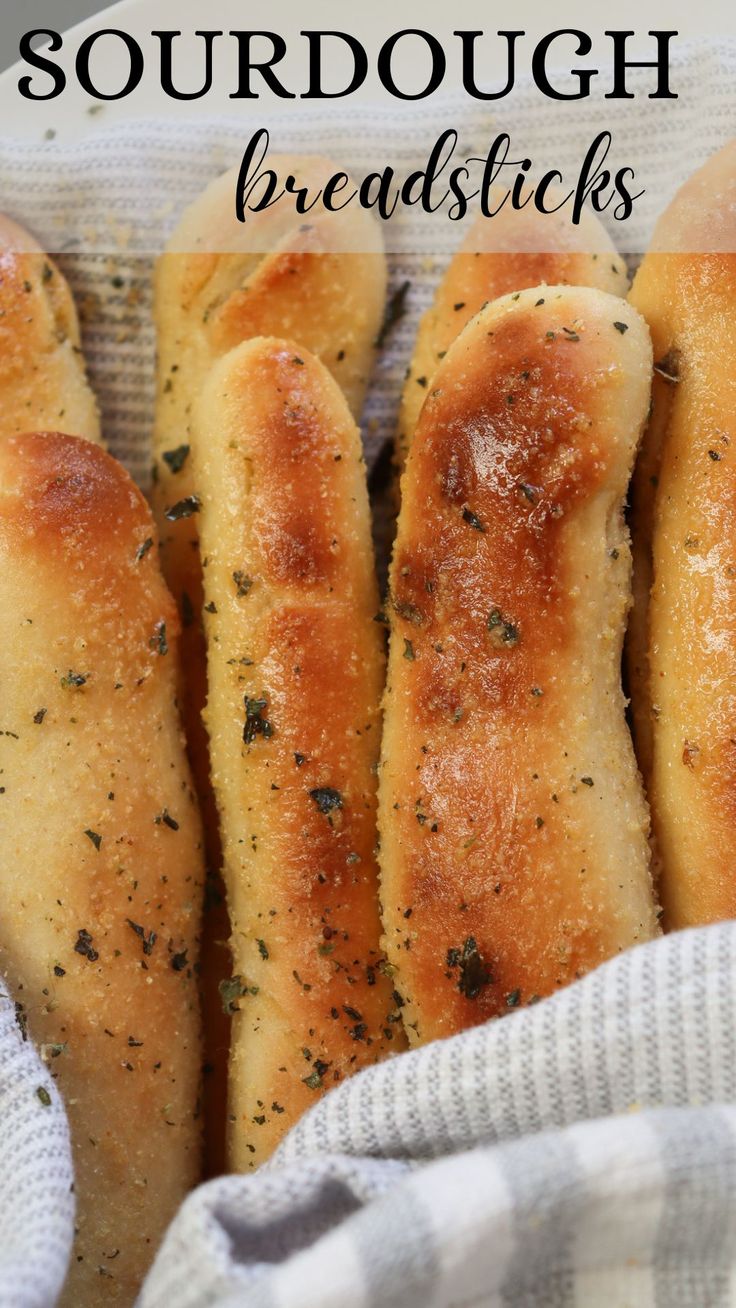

left=396, top=194, right=629, bottom=470
left=628, top=140, right=736, bottom=928
left=192, top=338, right=403, bottom=1170
left=0, top=216, right=100, bottom=443
left=380, top=286, right=660, bottom=1046
left=0, top=434, right=203, bottom=1306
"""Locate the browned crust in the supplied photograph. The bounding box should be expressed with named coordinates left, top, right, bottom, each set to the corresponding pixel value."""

left=194, top=339, right=401, bottom=1167
left=153, top=165, right=387, bottom=1172
left=0, top=434, right=203, bottom=1305
left=380, top=287, right=658, bottom=1044
left=0, top=217, right=100, bottom=444
left=396, top=199, right=628, bottom=466
left=629, top=249, right=736, bottom=926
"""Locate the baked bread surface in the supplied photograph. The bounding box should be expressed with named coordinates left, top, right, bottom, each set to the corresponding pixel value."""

left=397, top=198, right=628, bottom=466
left=193, top=338, right=401, bottom=1168
left=628, top=141, right=736, bottom=927
left=0, top=216, right=100, bottom=443
left=152, top=159, right=387, bottom=1168
left=380, top=286, right=659, bottom=1044
left=0, top=433, right=203, bottom=1305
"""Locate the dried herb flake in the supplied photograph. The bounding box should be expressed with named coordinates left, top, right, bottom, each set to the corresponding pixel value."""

left=165, top=496, right=201, bottom=522
left=309, top=787, right=343, bottom=815
left=162, top=445, right=190, bottom=475
left=244, top=697, right=273, bottom=745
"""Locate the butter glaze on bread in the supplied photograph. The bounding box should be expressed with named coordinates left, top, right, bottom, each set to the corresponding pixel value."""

left=0, top=434, right=203, bottom=1305
left=0, top=216, right=100, bottom=443
left=628, top=142, right=736, bottom=928
left=397, top=198, right=628, bottom=467
left=193, top=339, right=401, bottom=1168
left=379, top=287, right=659, bottom=1045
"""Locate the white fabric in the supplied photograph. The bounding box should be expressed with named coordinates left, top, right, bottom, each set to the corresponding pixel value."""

left=0, top=987, right=74, bottom=1308
left=140, top=924, right=736, bottom=1308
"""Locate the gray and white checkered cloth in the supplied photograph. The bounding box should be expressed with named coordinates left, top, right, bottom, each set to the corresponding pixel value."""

left=0, top=989, right=73, bottom=1308
left=136, top=923, right=736, bottom=1308
left=6, top=922, right=736, bottom=1306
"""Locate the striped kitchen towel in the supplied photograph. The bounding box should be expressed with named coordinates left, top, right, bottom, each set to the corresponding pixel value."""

left=139, top=922, right=736, bottom=1308
left=0, top=987, right=73, bottom=1308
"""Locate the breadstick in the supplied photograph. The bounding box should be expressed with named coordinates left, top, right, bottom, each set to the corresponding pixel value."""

left=153, top=160, right=386, bottom=744
left=380, top=286, right=659, bottom=1045
left=0, top=216, right=100, bottom=443
left=397, top=197, right=628, bottom=468
left=0, top=433, right=203, bottom=1305
left=192, top=338, right=401, bottom=1168
left=153, top=160, right=386, bottom=1168
left=628, top=140, right=736, bottom=928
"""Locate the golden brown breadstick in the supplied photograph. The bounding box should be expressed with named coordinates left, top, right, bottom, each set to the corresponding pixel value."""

left=0, top=433, right=203, bottom=1306
left=193, top=338, right=401, bottom=1168
left=0, top=216, right=100, bottom=443
left=153, top=160, right=387, bottom=1169
left=397, top=197, right=628, bottom=467
left=380, top=286, right=659, bottom=1046
left=153, top=159, right=386, bottom=737
left=628, top=141, right=736, bottom=928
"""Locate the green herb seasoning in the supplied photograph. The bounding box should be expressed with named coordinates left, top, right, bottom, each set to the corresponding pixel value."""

left=462, top=507, right=485, bottom=532
left=488, top=609, right=520, bottom=648
left=309, top=787, right=344, bottom=815
left=447, top=936, right=492, bottom=1000
left=165, top=495, right=201, bottom=522
left=162, top=445, right=190, bottom=474
left=74, top=929, right=99, bottom=962
left=244, top=697, right=273, bottom=744
left=61, top=671, right=87, bottom=689
left=219, top=975, right=248, bottom=1014
left=155, top=809, right=179, bottom=831
left=126, top=919, right=157, bottom=956
left=150, top=622, right=168, bottom=656
left=233, top=571, right=253, bottom=598
left=392, top=597, right=423, bottom=626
